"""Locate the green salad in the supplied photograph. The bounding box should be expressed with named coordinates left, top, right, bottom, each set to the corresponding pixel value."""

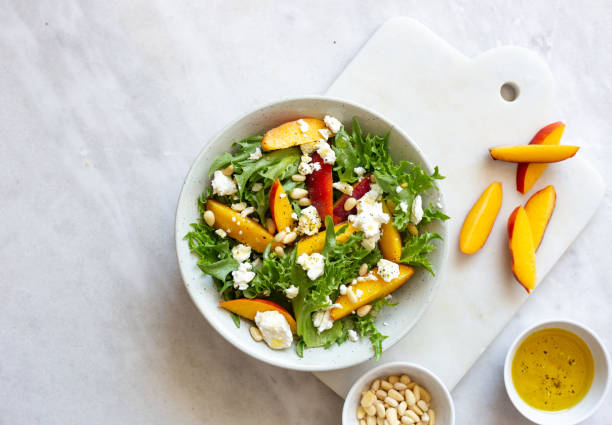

left=186, top=115, right=448, bottom=359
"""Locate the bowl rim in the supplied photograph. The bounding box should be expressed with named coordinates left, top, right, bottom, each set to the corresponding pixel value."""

left=503, top=318, right=611, bottom=424
left=342, top=361, right=455, bottom=425
left=175, top=95, right=449, bottom=371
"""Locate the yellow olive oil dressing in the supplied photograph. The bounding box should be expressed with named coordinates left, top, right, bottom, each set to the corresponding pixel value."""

left=512, top=328, right=594, bottom=411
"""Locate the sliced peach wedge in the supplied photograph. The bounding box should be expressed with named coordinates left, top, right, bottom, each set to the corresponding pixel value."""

left=524, top=185, right=556, bottom=250
left=205, top=199, right=283, bottom=253
left=508, top=206, right=537, bottom=293
left=269, top=178, right=294, bottom=233
left=330, top=264, right=414, bottom=321
left=459, top=182, right=503, bottom=254
left=489, top=145, right=579, bottom=163
left=517, top=122, right=565, bottom=194
left=220, top=299, right=297, bottom=334
left=379, top=202, right=402, bottom=262
left=296, top=222, right=357, bottom=256
left=261, top=118, right=327, bottom=151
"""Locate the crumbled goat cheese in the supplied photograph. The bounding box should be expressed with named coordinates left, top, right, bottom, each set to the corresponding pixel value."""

left=318, top=128, right=331, bottom=140
left=291, top=212, right=298, bottom=220
left=377, top=259, right=400, bottom=282
left=396, top=185, right=403, bottom=193
left=312, top=308, right=334, bottom=333
left=316, top=141, right=336, bottom=165
left=411, top=195, right=424, bottom=224
left=232, top=262, right=255, bottom=290
left=255, top=310, right=293, bottom=349
left=324, top=115, right=343, bottom=134
left=249, top=147, right=262, bottom=160
left=231, top=202, right=247, bottom=211
left=241, top=206, right=255, bottom=217
left=339, top=284, right=347, bottom=295
left=231, top=244, right=251, bottom=263
left=211, top=170, right=237, bottom=196
left=348, top=185, right=389, bottom=250
left=348, top=329, right=360, bottom=342
left=333, top=181, right=353, bottom=195
left=297, top=118, right=309, bottom=133
left=297, top=252, right=325, bottom=280
left=285, top=285, right=299, bottom=299
left=300, top=142, right=318, bottom=155
left=297, top=206, right=321, bottom=236
left=354, top=167, right=366, bottom=177
left=215, top=229, right=227, bottom=238
left=399, top=201, right=408, bottom=213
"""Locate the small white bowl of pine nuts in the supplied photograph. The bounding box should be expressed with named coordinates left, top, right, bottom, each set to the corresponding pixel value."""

left=343, top=362, right=455, bottom=425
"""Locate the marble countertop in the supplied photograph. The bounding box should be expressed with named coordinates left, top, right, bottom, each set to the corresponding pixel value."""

left=1, top=1, right=610, bottom=424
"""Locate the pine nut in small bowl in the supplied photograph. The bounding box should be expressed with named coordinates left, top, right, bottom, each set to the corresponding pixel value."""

left=504, top=319, right=611, bottom=425
left=343, top=361, right=455, bottom=425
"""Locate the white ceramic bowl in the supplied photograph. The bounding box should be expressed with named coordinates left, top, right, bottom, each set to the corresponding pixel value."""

left=175, top=96, right=448, bottom=371
left=504, top=319, right=611, bottom=425
left=343, top=361, right=455, bottom=425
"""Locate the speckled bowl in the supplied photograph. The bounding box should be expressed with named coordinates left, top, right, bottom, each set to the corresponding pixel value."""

left=175, top=96, right=448, bottom=371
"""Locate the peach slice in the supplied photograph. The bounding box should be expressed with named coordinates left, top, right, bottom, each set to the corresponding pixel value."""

left=296, top=222, right=357, bottom=256
left=306, top=153, right=334, bottom=222
left=206, top=199, right=282, bottom=253
left=516, top=122, right=565, bottom=194
left=379, top=202, right=402, bottom=262
left=220, top=299, right=297, bottom=334
left=507, top=206, right=537, bottom=293
left=489, top=145, right=579, bottom=163
left=261, top=118, right=327, bottom=151
left=330, top=264, right=414, bottom=321
left=269, top=179, right=294, bottom=233
left=524, top=185, right=556, bottom=250
left=459, top=182, right=503, bottom=254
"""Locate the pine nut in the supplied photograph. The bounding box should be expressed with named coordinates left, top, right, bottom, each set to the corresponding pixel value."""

left=365, top=404, right=377, bottom=417
left=420, top=412, right=429, bottom=424
left=222, top=164, right=234, bottom=176
left=404, top=389, right=416, bottom=406
left=203, top=210, right=215, bottom=226
left=406, top=382, right=416, bottom=390
left=388, top=389, right=404, bottom=402
left=371, top=379, right=381, bottom=391
left=251, top=182, right=263, bottom=192
left=283, top=231, right=297, bottom=244
left=380, top=380, right=393, bottom=391
left=377, top=417, right=385, bottom=425
left=274, top=246, right=284, bottom=257
left=366, top=416, right=377, bottom=425
left=274, top=231, right=286, bottom=242
left=298, top=197, right=311, bottom=206
left=397, top=401, right=407, bottom=416
left=418, top=386, right=431, bottom=403
left=249, top=326, right=263, bottom=342
left=361, top=390, right=376, bottom=408
left=400, top=416, right=415, bottom=424
left=290, top=188, right=308, bottom=199
left=360, top=420, right=366, bottom=425
left=291, top=174, right=306, bottom=182
left=357, top=304, right=372, bottom=317
left=413, top=386, right=421, bottom=402
left=404, top=410, right=420, bottom=423
left=416, top=400, right=429, bottom=412
left=407, top=222, right=418, bottom=236
left=359, top=263, right=369, bottom=276
left=400, top=375, right=411, bottom=385
left=370, top=175, right=376, bottom=183
left=386, top=407, right=398, bottom=425
left=384, top=397, right=398, bottom=407
left=347, top=287, right=358, bottom=304
left=388, top=375, right=400, bottom=384
left=393, top=382, right=407, bottom=391
left=357, top=406, right=366, bottom=419
left=375, top=390, right=387, bottom=400
left=266, top=218, right=276, bottom=234
left=375, top=400, right=386, bottom=418
left=428, top=409, right=435, bottom=425
left=344, top=197, right=357, bottom=211
left=409, top=404, right=423, bottom=416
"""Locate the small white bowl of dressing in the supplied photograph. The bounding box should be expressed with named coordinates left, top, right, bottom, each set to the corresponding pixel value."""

left=504, top=319, right=610, bottom=425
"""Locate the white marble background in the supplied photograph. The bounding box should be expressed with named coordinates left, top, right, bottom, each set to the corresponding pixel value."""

left=1, top=1, right=610, bottom=424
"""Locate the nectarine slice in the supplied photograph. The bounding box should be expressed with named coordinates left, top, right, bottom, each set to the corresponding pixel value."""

left=459, top=182, right=503, bottom=254
left=516, top=122, right=565, bottom=194
left=508, top=206, right=537, bottom=293
left=489, top=145, right=578, bottom=163
left=261, top=118, right=327, bottom=151
left=330, top=264, right=414, bottom=321
left=296, top=222, right=357, bottom=256
left=220, top=299, right=297, bottom=334
left=379, top=202, right=402, bottom=262
left=306, top=153, right=334, bottom=222
left=524, top=185, right=556, bottom=250
left=269, top=179, right=294, bottom=233
left=206, top=199, right=282, bottom=253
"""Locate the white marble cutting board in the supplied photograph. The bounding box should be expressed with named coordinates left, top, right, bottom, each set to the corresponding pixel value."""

left=315, top=17, right=605, bottom=397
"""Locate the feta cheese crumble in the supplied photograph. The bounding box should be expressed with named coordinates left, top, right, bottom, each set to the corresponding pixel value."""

left=231, top=244, right=251, bottom=263
left=296, top=206, right=321, bottom=236
left=324, top=115, right=343, bottom=134
left=249, top=147, right=262, bottom=160
left=211, top=170, right=237, bottom=196
left=215, top=229, right=227, bottom=238
left=312, top=308, right=334, bottom=333
left=300, top=142, right=318, bottom=155
left=396, top=185, right=403, bottom=193
left=284, top=285, right=299, bottom=299
left=399, top=201, right=408, bottom=213
left=316, top=140, right=336, bottom=165
left=297, top=119, right=309, bottom=133
left=231, top=202, right=247, bottom=211
left=297, top=252, right=325, bottom=280
left=339, top=284, right=347, bottom=295
left=411, top=195, right=424, bottom=225
left=254, top=311, right=293, bottom=349
left=354, top=166, right=366, bottom=177
left=232, top=262, right=255, bottom=290
left=318, top=128, right=331, bottom=140
left=291, top=212, right=298, bottom=220
left=333, top=181, right=353, bottom=195
left=348, top=329, right=360, bottom=342
left=348, top=184, right=390, bottom=250
left=377, top=259, right=400, bottom=282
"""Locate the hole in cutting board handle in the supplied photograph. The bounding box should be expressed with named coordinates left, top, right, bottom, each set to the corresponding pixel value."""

left=500, top=82, right=520, bottom=102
